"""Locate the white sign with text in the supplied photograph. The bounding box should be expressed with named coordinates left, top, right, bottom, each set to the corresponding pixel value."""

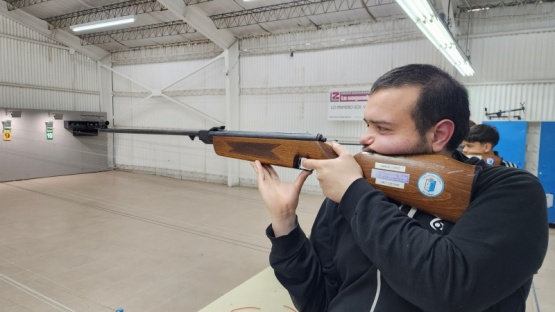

left=328, top=89, right=370, bottom=120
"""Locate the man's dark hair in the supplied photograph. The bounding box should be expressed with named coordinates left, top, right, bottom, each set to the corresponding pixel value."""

left=370, top=64, right=470, bottom=150
left=466, top=124, right=500, bottom=146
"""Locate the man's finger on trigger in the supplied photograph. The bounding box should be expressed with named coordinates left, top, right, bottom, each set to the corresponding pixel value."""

left=299, top=157, right=315, bottom=172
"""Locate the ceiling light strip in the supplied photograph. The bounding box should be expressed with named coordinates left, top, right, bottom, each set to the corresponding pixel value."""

left=396, top=0, right=474, bottom=76
left=70, top=16, right=135, bottom=32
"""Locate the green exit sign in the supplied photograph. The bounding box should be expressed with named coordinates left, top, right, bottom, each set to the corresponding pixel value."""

left=46, top=127, right=53, bottom=140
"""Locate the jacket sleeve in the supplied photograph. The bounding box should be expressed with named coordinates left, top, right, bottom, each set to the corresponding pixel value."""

left=267, top=202, right=338, bottom=312
left=339, top=168, right=548, bottom=312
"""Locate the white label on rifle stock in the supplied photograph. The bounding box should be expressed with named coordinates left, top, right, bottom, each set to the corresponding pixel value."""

left=375, top=178, right=405, bottom=189
left=371, top=169, right=410, bottom=189
left=375, top=162, right=406, bottom=172
left=417, top=172, right=444, bottom=197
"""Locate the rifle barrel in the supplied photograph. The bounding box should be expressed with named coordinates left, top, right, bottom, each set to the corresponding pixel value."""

left=214, top=130, right=326, bottom=141
left=99, top=127, right=328, bottom=144
left=99, top=128, right=201, bottom=136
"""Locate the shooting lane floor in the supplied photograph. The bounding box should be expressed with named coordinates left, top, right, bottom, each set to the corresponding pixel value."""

left=0, top=171, right=553, bottom=311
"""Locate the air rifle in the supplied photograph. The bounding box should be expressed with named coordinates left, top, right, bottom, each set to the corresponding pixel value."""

left=100, top=126, right=478, bottom=222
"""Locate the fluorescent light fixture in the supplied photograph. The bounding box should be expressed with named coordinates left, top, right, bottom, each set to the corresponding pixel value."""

left=396, top=0, right=475, bottom=76
left=70, top=15, right=135, bottom=32
left=468, top=7, right=490, bottom=12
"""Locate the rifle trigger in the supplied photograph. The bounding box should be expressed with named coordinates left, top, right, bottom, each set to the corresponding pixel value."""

left=297, top=157, right=314, bottom=172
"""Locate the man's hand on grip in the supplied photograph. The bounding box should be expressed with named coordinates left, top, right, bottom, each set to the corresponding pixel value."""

left=251, top=160, right=311, bottom=237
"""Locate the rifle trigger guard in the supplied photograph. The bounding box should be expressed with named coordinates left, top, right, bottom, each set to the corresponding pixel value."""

left=297, top=157, right=313, bottom=172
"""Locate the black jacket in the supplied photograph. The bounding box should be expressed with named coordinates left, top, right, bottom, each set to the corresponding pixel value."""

left=267, top=153, right=548, bottom=312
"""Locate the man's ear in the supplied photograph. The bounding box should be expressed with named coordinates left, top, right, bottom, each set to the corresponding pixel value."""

left=430, top=119, right=455, bottom=153
left=483, top=142, right=493, bottom=153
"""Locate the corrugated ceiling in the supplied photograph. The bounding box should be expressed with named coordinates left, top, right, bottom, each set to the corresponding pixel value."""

left=1, top=0, right=553, bottom=56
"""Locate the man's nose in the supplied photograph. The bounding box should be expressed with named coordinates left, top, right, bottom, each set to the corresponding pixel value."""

left=359, top=132, right=374, bottom=146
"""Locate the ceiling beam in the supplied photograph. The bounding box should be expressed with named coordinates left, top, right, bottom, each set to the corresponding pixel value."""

left=5, top=0, right=52, bottom=10
left=157, top=0, right=235, bottom=49
left=210, top=0, right=394, bottom=29
left=0, top=1, right=109, bottom=60
left=457, top=0, right=555, bottom=12
left=79, top=20, right=195, bottom=45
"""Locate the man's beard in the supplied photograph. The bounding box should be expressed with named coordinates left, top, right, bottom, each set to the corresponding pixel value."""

left=407, top=133, right=433, bottom=154
left=362, top=133, right=432, bottom=155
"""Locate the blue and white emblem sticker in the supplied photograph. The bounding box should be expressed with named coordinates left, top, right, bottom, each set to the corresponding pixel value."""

left=485, top=157, right=495, bottom=165
left=417, top=172, right=444, bottom=198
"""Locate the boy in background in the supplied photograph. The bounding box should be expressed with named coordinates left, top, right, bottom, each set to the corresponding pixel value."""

left=462, top=124, right=518, bottom=167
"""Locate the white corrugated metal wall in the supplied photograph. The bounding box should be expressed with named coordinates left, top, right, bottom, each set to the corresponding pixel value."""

left=465, top=31, right=555, bottom=123
left=109, top=58, right=228, bottom=183
left=0, top=15, right=100, bottom=112
left=0, top=15, right=109, bottom=182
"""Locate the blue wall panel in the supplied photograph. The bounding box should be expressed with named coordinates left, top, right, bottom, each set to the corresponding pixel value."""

left=538, top=122, right=555, bottom=224
left=482, top=121, right=527, bottom=168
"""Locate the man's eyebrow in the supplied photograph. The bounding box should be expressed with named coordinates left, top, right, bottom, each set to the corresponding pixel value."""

left=364, top=118, right=392, bottom=125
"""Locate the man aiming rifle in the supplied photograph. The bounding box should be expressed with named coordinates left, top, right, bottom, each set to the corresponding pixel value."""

left=251, top=64, right=548, bottom=311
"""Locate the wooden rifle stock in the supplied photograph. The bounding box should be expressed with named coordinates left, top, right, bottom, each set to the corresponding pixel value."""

left=213, top=136, right=477, bottom=222
left=100, top=126, right=477, bottom=222
left=354, top=153, right=476, bottom=222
